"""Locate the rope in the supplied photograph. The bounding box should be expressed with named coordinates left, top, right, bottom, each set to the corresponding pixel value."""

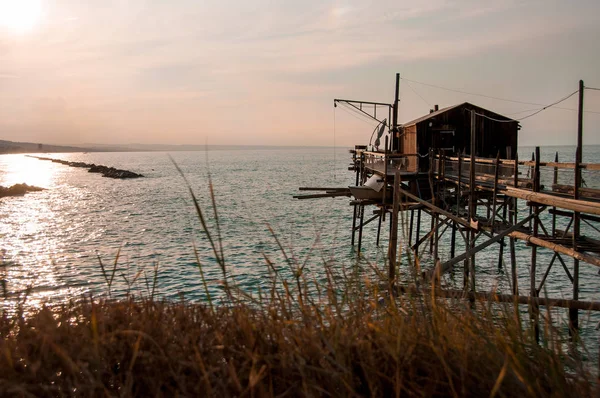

left=468, top=90, right=578, bottom=122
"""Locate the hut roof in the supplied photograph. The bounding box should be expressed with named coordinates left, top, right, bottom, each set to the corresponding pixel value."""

left=401, top=102, right=517, bottom=127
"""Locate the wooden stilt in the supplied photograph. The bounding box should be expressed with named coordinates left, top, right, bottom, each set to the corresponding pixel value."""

left=530, top=146, right=541, bottom=341
left=376, top=209, right=382, bottom=246
left=570, top=80, right=584, bottom=335
left=498, top=197, right=507, bottom=270
left=469, top=111, right=477, bottom=293
left=552, top=152, right=559, bottom=237
left=429, top=150, right=436, bottom=255
left=409, top=209, right=415, bottom=247
left=510, top=235, right=518, bottom=295
left=389, top=171, right=401, bottom=285
left=451, top=221, right=457, bottom=259
left=357, top=204, right=365, bottom=253
left=415, top=209, right=421, bottom=257
left=351, top=204, right=358, bottom=246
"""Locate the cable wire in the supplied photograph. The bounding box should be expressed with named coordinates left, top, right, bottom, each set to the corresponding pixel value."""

left=468, top=90, right=579, bottom=122
left=585, top=86, right=600, bottom=91
left=337, top=102, right=379, bottom=126
left=404, top=80, right=432, bottom=108
left=401, top=77, right=548, bottom=106
left=402, top=77, right=600, bottom=114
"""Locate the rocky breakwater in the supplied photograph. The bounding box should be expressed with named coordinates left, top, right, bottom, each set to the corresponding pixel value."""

left=0, top=183, right=44, bottom=198
left=27, top=156, right=144, bottom=179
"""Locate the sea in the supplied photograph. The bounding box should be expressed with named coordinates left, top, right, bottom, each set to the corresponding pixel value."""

left=1, top=145, right=600, bottom=352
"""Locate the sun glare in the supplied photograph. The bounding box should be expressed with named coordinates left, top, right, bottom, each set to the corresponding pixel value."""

left=0, top=0, right=43, bottom=34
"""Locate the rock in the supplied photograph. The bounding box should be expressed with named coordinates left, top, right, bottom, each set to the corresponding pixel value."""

left=28, top=156, right=144, bottom=179
left=0, top=183, right=44, bottom=198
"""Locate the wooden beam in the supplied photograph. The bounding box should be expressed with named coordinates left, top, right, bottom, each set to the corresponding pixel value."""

left=508, top=230, right=600, bottom=267
left=423, top=212, right=536, bottom=279
left=396, top=286, right=600, bottom=311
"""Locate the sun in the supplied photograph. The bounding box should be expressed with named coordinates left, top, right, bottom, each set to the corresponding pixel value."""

left=0, top=0, right=43, bottom=34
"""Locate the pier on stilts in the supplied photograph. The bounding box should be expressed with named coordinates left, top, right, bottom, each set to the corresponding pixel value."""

left=295, top=75, right=600, bottom=340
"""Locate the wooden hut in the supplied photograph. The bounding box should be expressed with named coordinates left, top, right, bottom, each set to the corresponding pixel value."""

left=398, top=102, right=519, bottom=172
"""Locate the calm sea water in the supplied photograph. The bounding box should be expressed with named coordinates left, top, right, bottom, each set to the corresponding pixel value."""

left=1, top=145, right=599, bottom=345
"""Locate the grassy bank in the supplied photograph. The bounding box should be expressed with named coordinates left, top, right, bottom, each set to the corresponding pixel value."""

left=0, top=277, right=595, bottom=396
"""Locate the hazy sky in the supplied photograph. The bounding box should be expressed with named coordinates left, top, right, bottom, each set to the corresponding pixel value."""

left=0, top=0, right=599, bottom=147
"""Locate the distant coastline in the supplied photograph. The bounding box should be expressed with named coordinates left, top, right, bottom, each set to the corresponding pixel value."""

left=2, top=138, right=598, bottom=155
left=0, top=139, right=335, bottom=154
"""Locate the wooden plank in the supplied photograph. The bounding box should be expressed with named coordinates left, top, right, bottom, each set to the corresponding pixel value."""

left=299, top=187, right=350, bottom=191
left=504, top=186, right=600, bottom=215
left=444, top=154, right=600, bottom=171
left=294, top=192, right=350, bottom=199
left=549, top=208, right=600, bottom=223
left=424, top=212, right=536, bottom=280
left=509, top=230, right=600, bottom=267
left=397, top=286, right=600, bottom=311
left=552, top=184, right=600, bottom=199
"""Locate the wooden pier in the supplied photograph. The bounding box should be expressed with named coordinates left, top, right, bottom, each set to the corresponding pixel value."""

left=296, top=75, right=600, bottom=338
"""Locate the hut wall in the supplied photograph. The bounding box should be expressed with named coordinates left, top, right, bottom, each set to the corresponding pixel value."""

left=402, top=125, right=418, bottom=172
left=412, top=105, right=518, bottom=172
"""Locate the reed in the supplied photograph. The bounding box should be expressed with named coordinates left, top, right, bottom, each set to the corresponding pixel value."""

left=0, top=175, right=595, bottom=397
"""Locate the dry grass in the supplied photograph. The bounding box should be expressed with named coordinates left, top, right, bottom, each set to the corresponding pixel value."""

left=0, top=284, right=594, bottom=397
left=0, top=170, right=595, bottom=397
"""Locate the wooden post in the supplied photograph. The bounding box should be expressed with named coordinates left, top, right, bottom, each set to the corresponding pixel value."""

left=382, top=136, right=389, bottom=220
left=469, top=111, right=477, bottom=292
left=491, top=152, right=500, bottom=233
left=433, top=151, right=444, bottom=262
left=358, top=204, right=365, bottom=253
left=389, top=171, right=401, bottom=284
left=510, top=234, right=518, bottom=295
left=351, top=151, right=361, bottom=246
left=409, top=209, right=414, bottom=247
left=451, top=221, right=457, bottom=259
left=457, top=150, right=463, bottom=214
left=415, top=209, right=421, bottom=257
left=429, top=150, right=436, bottom=254
left=351, top=205, right=358, bottom=246
left=376, top=211, right=382, bottom=246
left=513, top=152, right=519, bottom=219
left=498, top=197, right=507, bottom=271
left=510, top=151, right=519, bottom=294
left=552, top=152, right=559, bottom=237
left=531, top=146, right=541, bottom=341
left=392, top=73, right=400, bottom=152
left=528, top=152, right=534, bottom=230
left=570, top=79, right=584, bottom=334
left=377, top=138, right=389, bottom=247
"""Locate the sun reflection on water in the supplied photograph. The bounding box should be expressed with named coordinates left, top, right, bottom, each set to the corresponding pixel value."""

left=0, top=154, right=59, bottom=188
left=0, top=154, right=73, bottom=314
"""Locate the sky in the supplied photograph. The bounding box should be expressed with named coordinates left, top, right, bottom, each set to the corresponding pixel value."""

left=0, top=0, right=599, bottom=147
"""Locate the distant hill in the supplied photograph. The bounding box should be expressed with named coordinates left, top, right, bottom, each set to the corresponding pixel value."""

left=0, top=140, right=93, bottom=154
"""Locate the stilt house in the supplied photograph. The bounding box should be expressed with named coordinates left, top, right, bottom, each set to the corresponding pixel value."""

left=398, top=102, right=519, bottom=172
